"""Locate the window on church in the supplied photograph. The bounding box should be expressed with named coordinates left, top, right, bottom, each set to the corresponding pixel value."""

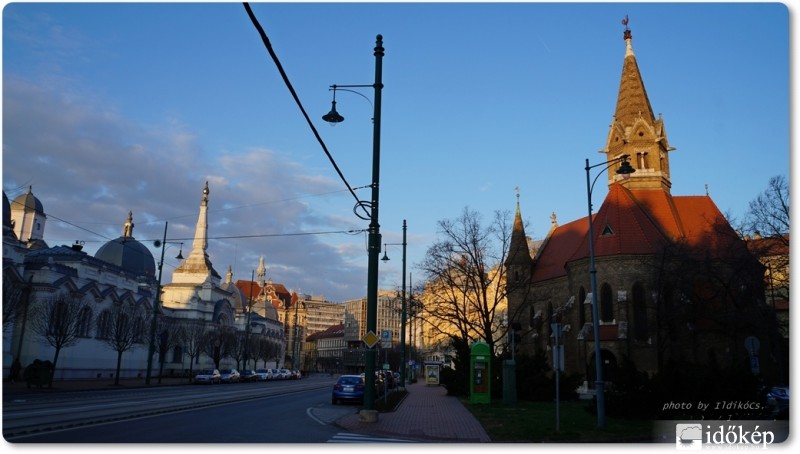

left=96, top=310, right=111, bottom=339
left=601, top=224, right=614, bottom=236
left=77, top=306, right=93, bottom=338
left=133, top=316, right=145, bottom=343
left=578, top=287, right=587, bottom=327
left=632, top=282, right=648, bottom=341
left=600, top=283, right=613, bottom=323
left=172, top=346, right=183, bottom=363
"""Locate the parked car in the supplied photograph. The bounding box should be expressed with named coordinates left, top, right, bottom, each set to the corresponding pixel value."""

left=193, top=369, right=221, bottom=384
left=255, top=368, right=273, bottom=381
left=271, top=368, right=281, bottom=380
left=332, top=374, right=365, bottom=405
left=279, top=368, right=292, bottom=380
left=381, top=370, right=396, bottom=389
left=219, top=368, right=240, bottom=383
left=291, top=370, right=302, bottom=379
left=240, top=369, right=258, bottom=382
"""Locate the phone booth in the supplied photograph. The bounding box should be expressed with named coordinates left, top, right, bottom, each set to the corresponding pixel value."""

left=470, top=342, right=491, bottom=404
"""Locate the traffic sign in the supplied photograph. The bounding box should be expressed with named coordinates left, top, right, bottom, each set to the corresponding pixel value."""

left=381, top=329, right=393, bottom=347
left=363, top=331, right=379, bottom=348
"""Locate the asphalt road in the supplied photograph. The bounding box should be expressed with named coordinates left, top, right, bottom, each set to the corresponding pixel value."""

left=4, top=376, right=356, bottom=442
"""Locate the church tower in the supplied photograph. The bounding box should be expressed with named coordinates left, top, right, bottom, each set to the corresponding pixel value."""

left=602, top=20, right=676, bottom=192
left=10, top=186, right=47, bottom=245
left=505, top=189, right=533, bottom=286
left=171, top=181, right=221, bottom=285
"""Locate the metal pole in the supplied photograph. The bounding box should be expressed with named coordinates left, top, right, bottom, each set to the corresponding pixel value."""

left=146, top=222, right=168, bottom=385
left=399, top=220, right=407, bottom=388
left=363, top=34, right=384, bottom=412
left=245, top=270, right=254, bottom=369
left=585, top=158, right=606, bottom=428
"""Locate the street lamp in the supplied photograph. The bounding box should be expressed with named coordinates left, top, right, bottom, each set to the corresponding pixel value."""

left=380, top=220, right=407, bottom=388
left=145, top=221, right=183, bottom=385
left=584, top=154, right=635, bottom=427
left=323, top=34, right=384, bottom=417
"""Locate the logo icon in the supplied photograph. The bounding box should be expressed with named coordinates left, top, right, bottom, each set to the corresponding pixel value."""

left=676, top=424, right=703, bottom=450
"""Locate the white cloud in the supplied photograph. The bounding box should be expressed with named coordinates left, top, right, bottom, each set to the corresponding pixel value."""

left=2, top=73, right=370, bottom=302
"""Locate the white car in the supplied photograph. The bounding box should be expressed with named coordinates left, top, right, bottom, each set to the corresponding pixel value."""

left=255, top=368, right=273, bottom=381
left=279, top=368, right=291, bottom=379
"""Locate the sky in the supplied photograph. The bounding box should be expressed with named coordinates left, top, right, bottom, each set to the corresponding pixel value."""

left=1, top=1, right=791, bottom=304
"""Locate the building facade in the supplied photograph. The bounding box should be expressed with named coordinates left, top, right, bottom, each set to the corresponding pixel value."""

left=3, top=183, right=286, bottom=380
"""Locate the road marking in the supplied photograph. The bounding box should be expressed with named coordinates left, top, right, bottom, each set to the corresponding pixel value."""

left=327, top=432, right=415, bottom=443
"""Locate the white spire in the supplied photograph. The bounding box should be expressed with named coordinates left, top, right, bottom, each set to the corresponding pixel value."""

left=171, top=181, right=220, bottom=285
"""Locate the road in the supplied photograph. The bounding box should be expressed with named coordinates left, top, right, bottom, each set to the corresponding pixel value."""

left=4, top=376, right=375, bottom=443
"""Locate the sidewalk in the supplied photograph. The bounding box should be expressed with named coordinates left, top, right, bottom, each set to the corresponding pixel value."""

left=335, top=380, right=491, bottom=443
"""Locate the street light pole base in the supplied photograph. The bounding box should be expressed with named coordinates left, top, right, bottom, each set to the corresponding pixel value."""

left=358, top=409, right=379, bottom=423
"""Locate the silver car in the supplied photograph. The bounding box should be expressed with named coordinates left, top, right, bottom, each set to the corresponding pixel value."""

left=193, top=369, right=221, bottom=384
left=219, top=368, right=240, bottom=383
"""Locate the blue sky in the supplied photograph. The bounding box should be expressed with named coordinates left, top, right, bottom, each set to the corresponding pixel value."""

left=1, top=2, right=790, bottom=303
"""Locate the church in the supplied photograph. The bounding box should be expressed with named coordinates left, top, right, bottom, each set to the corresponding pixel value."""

left=505, top=25, right=780, bottom=389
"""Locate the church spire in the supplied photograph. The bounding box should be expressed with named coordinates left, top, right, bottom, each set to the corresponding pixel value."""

left=171, top=181, right=221, bottom=285
left=256, top=256, right=266, bottom=287
left=505, top=187, right=533, bottom=269
left=603, top=17, right=676, bottom=192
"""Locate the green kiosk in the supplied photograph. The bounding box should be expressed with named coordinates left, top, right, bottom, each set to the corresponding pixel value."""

left=469, top=342, right=491, bottom=404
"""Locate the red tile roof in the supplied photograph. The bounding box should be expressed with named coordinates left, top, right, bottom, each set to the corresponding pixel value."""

left=532, top=183, right=740, bottom=283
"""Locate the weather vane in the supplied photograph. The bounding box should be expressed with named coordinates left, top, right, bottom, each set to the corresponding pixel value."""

left=621, top=15, right=630, bottom=31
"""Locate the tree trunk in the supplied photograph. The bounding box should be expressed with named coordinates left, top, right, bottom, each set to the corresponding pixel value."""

left=115, top=351, right=123, bottom=385
left=48, top=348, right=61, bottom=388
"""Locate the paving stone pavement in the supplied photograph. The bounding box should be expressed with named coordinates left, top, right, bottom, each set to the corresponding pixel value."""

left=334, top=380, right=491, bottom=443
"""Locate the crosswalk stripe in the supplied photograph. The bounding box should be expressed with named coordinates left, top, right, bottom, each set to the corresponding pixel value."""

left=327, top=432, right=415, bottom=443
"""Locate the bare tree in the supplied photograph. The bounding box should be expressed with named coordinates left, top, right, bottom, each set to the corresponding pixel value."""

left=3, top=273, right=27, bottom=333
left=229, top=330, right=247, bottom=370
left=27, top=293, right=91, bottom=387
left=154, top=317, right=182, bottom=383
left=177, top=319, right=207, bottom=377
left=100, top=302, right=146, bottom=385
left=743, top=175, right=789, bottom=240
left=201, top=326, right=236, bottom=369
left=418, top=207, right=515, bottom=356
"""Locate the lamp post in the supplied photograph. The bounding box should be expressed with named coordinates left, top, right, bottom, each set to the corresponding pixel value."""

left=584, top=154, right=635, bottom=428
left=380, top=220, right=407, bottom=388
left=145, top=222, right=184, bottom=385
left=323, top=34, right=384, bottom=415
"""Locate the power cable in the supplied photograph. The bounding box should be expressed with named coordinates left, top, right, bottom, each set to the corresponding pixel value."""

left=242, top=2, right=370, bottom=220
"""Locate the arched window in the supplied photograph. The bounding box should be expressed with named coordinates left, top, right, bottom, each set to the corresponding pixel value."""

left=578, top=287, right=587, bottom=327
left=600, top=283, right=613, bottom=322
left=96, top=310, right=112, bottom=339
left=77, top=306, right=93, bottom=338
left=133, top=316, right=145, bottom=343
left=172, top=345, right=183, bottom=363
left=632, top=282, right=648, bottom=341
left=48, top=301, right=69, bottom=335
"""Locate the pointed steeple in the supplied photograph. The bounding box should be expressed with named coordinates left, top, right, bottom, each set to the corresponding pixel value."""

left=172, top=181, right=221, bottom=285
left=603, top=18, right=676, bottom=192
left=257, top=256, right=266, bottom=287
left=505, top=188, right=533, bottom=269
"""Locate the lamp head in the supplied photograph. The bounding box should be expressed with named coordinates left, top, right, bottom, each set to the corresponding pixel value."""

left=616, top=155, right=636, bottom=178
left=322, top=100, right=344, bottom=124
left=176, top=243, right=184, bottom=260
left=381, top=245, right=390, bottom=262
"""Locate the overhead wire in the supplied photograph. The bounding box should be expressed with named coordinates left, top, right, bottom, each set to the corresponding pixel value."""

left=241, top=2, right=370, bottom=220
